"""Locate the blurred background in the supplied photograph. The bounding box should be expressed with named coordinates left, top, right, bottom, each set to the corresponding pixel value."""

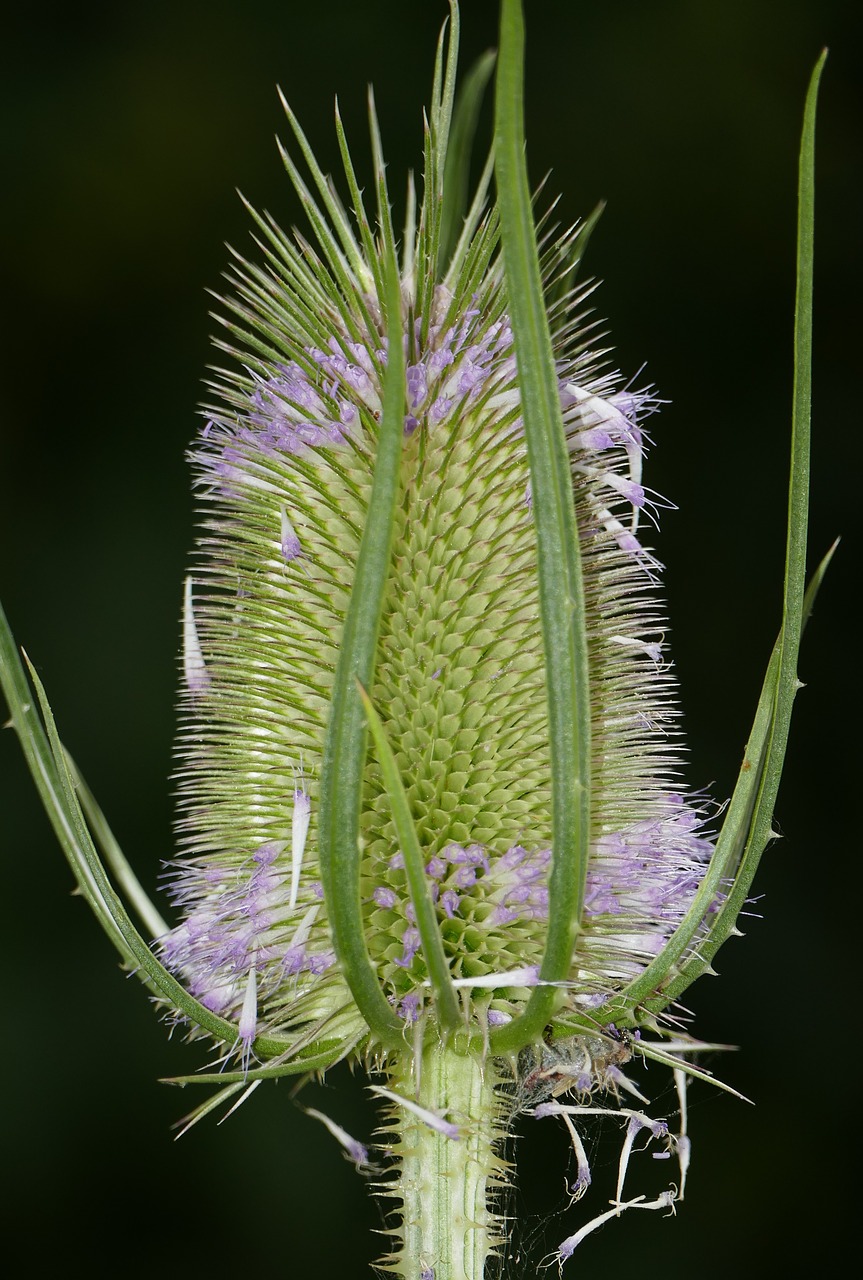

left=1, top=0, right=858, bottom=1273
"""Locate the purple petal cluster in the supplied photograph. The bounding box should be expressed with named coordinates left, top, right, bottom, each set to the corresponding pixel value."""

left=159, top=834, right=334, bottom=1019
left=376, top=792, right=713, bottom=1020
left=197, top=290, right=660, bottom=564
left=582, top=794, right=716, bottom=979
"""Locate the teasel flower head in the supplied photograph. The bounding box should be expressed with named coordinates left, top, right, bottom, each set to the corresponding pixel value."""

left=0, top=2, right=826, bottom=1275
left=169, top=166, right=704, bottom=1039
left=167, top=44, right=702, bottom=1056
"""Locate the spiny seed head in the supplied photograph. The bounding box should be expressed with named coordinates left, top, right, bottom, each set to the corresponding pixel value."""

left=158, top=55, right=715, bottom=1071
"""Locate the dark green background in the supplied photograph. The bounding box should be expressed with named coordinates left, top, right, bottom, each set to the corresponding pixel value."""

left=1, top=1, right=858, bottom=1274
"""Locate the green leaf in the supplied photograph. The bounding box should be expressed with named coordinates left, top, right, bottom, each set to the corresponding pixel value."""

left=358, top=682, right=462, bottom=1035
left=490, top=0, right=591, bottom=1055
left=317, top=245, right=407, bottom=1048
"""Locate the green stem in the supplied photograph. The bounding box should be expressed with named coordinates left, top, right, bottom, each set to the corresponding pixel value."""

left=381, top=1047, right=510, bottom=1279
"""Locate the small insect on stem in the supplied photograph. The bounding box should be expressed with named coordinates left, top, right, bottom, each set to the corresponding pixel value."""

left=516, top=1031, right=634, bottom=1110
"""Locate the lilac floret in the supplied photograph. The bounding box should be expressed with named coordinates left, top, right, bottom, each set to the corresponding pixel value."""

left=395, top=927, right=422, bottom=968
left=440, top=889, right=461, bottom=918
left=253, top=841, right=282, bottom=865
left=374, top=886, right=398, bottom=909
left=486, top=1009, right=511, bottom=1026
left=397, top=993, right=423, bottom=1022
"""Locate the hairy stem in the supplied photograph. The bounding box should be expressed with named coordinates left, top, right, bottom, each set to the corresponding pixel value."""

left=380, top=1045, right=511, bottom=1279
